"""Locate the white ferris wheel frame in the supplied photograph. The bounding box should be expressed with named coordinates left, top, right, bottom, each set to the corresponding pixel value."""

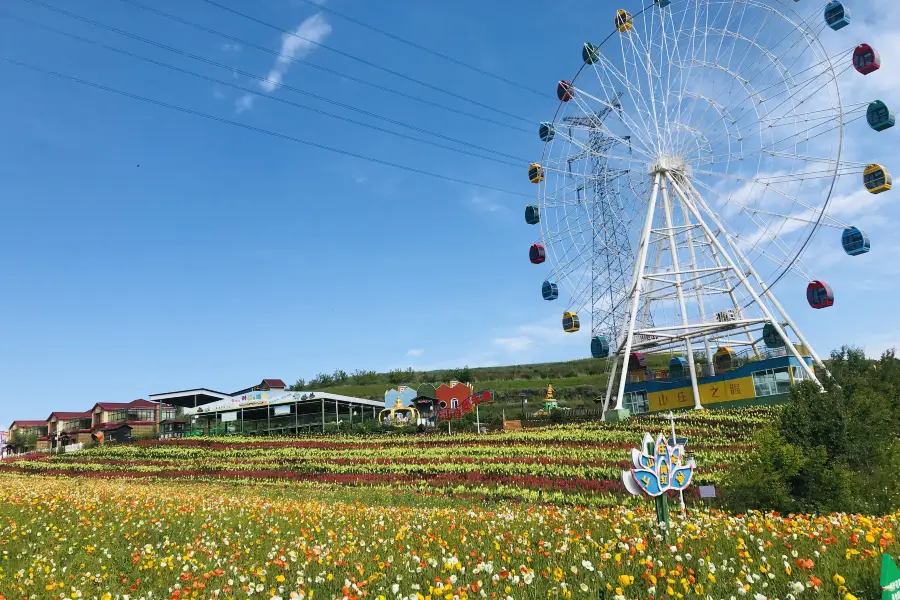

left=532, top=0, right=874, bottom=413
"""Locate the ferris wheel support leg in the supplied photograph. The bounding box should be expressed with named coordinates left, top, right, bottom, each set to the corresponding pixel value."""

left=601, top=354, right=621, bottom=420
left=684, top=184, right=830, bottom=377
left=614, top=173, right=662, bottom=412
left=666, top=174, right=822, bottom=388
left=660, top=179, right=703, bottom=411
left=705, top=233, right=761, bottom=356
left=677, top=198, right=714, bottom=363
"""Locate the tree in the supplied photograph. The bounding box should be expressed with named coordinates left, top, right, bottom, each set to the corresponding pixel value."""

left=723, top=346, right=900, bottom=514
left=388, top=369, right=407, bottom=385
left=452, top=366, right=473, bottom=383
left=289, top=378, right=306, bottom=391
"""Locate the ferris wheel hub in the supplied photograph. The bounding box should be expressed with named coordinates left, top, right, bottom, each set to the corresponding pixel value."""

left=649, top=154, right=691, bottom=177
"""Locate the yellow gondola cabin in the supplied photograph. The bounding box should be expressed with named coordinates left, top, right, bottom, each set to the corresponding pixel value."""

left=863, top=163, right=892, bottom=194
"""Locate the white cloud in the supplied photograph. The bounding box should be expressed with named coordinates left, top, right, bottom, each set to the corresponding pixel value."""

left=470, top=194, right=507, bottom=213
left=234, top=13, right=331, bottom=113
left=405, top=349, right=424, bottom=357
left=493, top=336, right=533, bottom=352
left=221, top=43, right=242, bottom=53
left=235, top=94, right=255, bottom=113
left=212, top=89, right=225, bottom=100
left=260, top=14, right=331, bottom=93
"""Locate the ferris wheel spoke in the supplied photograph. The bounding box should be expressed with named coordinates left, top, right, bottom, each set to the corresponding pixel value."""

left=582, top=55, right=659, bottom=155
left=559, top=87, right=657, bottom=159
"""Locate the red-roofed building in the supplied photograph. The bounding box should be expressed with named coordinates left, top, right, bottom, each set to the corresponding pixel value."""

left=7, top=420, right=49, bottom=453
left=231, top=378, right=288, bottom=395
left=90, top=399, right=176, bottom=438
left=47, top=411, right=94, bottom=446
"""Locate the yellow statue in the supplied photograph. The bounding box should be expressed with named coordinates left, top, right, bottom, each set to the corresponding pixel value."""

left=546, top=384, right=554, bottom=400
left=378, top=397, right=420, bottom=427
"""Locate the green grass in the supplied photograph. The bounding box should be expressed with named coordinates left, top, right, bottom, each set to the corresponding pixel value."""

left=324, top=374, right=610, bottom=400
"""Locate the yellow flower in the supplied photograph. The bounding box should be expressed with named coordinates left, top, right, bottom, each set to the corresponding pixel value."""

left=707, top=573, right=716, bottom=584
left=617, top=574, right=634, bottom=587
left=276, top=575, right=285, bottom=583
left=845, top=594, right=858, bottom=600
left=833, top=574, right=845, bottom=586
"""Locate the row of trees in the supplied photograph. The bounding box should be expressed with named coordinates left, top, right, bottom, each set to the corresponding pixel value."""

left=286, top=357, right=634, bottom=392
left=290, top=366, right=477, bottom=391
left=724, top=346, right=900, bottom=515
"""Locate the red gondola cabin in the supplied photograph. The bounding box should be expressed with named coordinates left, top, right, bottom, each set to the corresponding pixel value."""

left=852, top=44, right=880, bottom=75
left=529, top=244, right=546, bottom=264
left=557, top=80, right=575, bottom=102
left=806, top=280, right=834, bottom=309
left=628, top=352, right=646, bottom=371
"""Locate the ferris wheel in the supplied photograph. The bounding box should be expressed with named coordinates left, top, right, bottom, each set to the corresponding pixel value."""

left=524, top=0, right=893, bottom=413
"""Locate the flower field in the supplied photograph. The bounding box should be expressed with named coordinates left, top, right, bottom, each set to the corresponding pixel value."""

left=0, top=474, right=895, bottom=600
left=0, top=409, right=774, bottom=506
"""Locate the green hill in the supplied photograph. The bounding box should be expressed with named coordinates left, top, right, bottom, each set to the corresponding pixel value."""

left=290, top=355, right=674, bottom=409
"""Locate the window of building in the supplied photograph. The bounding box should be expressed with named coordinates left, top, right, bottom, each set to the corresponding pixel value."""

left=108, top=409, right=159, bottom=423
left=790, top=366, right=808, bottom=384
left=752, top=367, right=792, bottom=397
left=623, top=390, right=649, bottom=414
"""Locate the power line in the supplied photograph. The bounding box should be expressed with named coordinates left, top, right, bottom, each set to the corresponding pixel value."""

left=25, top=0, right=532, bottom=135
left=290, top=0, right=547, bottom=98
left=0, top=56, right=531, bottom=198
left=118, top=0, right=534, bottom=126
left=17, top=0, right=529, bottom=165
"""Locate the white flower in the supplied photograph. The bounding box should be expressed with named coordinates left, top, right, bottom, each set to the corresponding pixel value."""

left=391, top=584, right=400, bottom=595
left=581, top=560, right=595, bottom=572
left=753, top=594, right=766, bottom=600
left=792, top=581, right=805, bottom=593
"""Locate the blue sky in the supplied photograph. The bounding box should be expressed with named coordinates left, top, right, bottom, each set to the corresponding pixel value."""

left=0, top=0, right=897, bottom=427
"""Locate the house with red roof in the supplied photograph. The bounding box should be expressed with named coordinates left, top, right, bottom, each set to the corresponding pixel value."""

left=89, top=398, right=176, bottom=438
left=47, top=410, right=94, bottom=447
left=7, top=420, right=49, bottom=453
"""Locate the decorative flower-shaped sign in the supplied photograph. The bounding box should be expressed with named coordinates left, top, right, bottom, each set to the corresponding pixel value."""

left=622, top=432, right=696, bottom=497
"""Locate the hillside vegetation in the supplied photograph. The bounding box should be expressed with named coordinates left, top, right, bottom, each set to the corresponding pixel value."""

left=290, top=355, right=673, bottom=406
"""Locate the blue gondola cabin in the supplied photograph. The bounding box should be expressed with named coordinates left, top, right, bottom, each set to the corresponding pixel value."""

left=863, top=164, right=892, bottom=194
left=542, top=281, right=559, bottom=301
left=841, top=226, right=870, bottom=255
left=529, top=244, right=546, bottom=264
left=591, top=335, right=610, bottom=358
left=525, top=204, right=540, bottom=224
left=806, top=280, right=834, bottom=309
left=582, top=43, right=601, bottom=65
left=669, top=356, right=687, bottom=378
left=867, top=101, right=895, bottom=131
left=539, top=122, right=556, bottom=142
left=528, top=163, right=545, bottom=184
left=853, top=44, right=880, bottom=75
left=655, top=0, right=672, bottom=7
left=562, top=311, right=580, bottom=333
left=824, top=0, right=850, bottom=29
left=762, top=323, right=786, bottom=348
left=557, top=80, right=575, bottom=102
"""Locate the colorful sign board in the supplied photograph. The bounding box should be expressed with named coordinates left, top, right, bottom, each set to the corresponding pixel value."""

left=648, top=376, right=754, bottom=411
left=882, top=554, right=900, bottom=600
left=622, top=432, right=696, bottom=497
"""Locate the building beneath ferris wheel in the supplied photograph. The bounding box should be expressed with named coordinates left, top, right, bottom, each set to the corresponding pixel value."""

left=619, top=346, right=814, bottom=416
